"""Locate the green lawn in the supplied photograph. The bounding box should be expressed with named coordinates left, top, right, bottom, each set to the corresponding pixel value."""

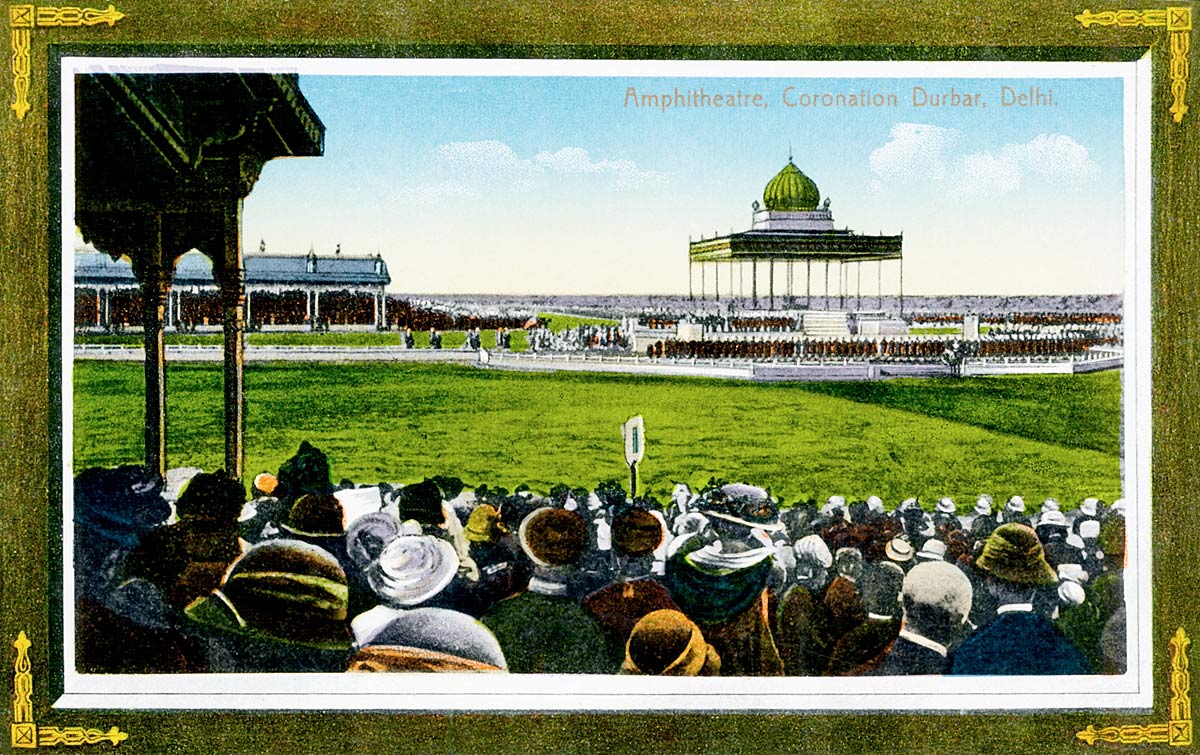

left=72, top=362, right=1121, bottom=510
left=537, top=312, right=620, bottom=331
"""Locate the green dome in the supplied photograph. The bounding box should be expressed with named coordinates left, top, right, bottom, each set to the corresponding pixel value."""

left=762, top=160, right=820, bottom=211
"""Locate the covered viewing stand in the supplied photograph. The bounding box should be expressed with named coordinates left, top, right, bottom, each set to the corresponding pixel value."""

left=688, top=233, right=904, bottom=311
left=687, top=158, right=904, bottom=311
left=75, top=73, right=325, bottom=483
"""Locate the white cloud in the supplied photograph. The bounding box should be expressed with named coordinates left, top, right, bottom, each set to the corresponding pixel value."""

left=869, top=124, right=1099, bottom=198
left=429, top=140, right=666, bottom=193
left=533, top=146, right=667, bottom=188
left=868, top=123, right=961, bottom=183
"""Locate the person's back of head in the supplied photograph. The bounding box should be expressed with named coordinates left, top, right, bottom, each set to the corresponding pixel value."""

left=861, top=562, right=905, bottom=618
left=176, top=470, right=245, bottom=524
left=900, top=561, right=974, bottom=646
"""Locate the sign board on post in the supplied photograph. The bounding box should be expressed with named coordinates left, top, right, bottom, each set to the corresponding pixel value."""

left=621, top=415, right=645, bottom=498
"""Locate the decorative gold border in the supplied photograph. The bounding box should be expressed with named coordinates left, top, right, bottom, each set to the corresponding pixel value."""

left=1076, top=6, right=1193, bottom=122
left=7, top=4, right=125, bottom=120
left=1076, top=627, right=1193, bottom=746
left=10, top=632, right=129, bottom=749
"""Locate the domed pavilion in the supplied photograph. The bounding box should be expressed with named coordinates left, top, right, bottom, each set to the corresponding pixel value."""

left=688, top=156, right=903, bottom=310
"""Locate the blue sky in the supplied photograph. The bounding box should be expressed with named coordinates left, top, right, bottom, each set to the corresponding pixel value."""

left=241, top=73, right=1127, bottom=295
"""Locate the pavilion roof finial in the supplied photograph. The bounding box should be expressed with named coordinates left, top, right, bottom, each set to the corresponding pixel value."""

left=788, top=143, right=793, bottom=162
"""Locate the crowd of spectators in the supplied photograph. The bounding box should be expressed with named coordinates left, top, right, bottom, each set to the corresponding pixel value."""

left=385, top=299, right=538, bottom=332
left=527, top=325, right=627, bottom=352
left=74, top=445, right=1126, bottom=678
left=645, top=335, right=1115, bottom=362
left=987, top=312, right=1123, bottom=326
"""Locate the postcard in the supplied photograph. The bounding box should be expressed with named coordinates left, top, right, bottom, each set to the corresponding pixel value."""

left=3, top=2, right=1197, bottom=754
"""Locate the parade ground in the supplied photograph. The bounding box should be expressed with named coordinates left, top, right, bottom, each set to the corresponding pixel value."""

left=72, top=360, right=1121, bottom=510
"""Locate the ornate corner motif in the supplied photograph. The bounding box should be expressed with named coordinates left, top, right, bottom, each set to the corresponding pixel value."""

left=10, top=632, right=130, bottom=749
left=1075, top=6, right=1192, bottom=123
left=1076, top=627, right=1192, bottom=747
left=8, top=4, right=125, bottom=120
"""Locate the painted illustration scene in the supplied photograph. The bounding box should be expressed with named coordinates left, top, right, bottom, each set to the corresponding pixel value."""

left=70, top=67, right=1132, bottom=681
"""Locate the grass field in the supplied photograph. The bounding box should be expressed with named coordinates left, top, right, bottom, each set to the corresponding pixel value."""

left=71, top=361, right=1122, bottom=510
left=537, top=312, right=620, bottom=331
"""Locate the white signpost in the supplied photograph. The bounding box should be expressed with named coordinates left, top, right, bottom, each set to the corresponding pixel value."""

left=621, top=415, right=645, bottom=498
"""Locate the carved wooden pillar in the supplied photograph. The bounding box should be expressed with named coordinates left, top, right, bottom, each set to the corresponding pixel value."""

left=214, top=201, right=246, bottom=483
left=128, top=214, right=169, bottom=478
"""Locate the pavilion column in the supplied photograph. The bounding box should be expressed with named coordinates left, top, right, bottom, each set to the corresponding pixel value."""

left=751, top=259, right=758, bottom=308
left=739, top=261, right=744, bottom=302
left=700, top=263, right=706, bottom=301
left=806, top=259, right=812, bottom=308
left=126, top=213, right=169, bottom=479
left=688, top=258, right=694, bottom=301
left=715, top=261, right=720, bottom=302
left=768, top=259, right=775, bottom=310
left=729, top=259, right=734, bottom=301
left=215, top=201, right=247, bottom=483
left=856, top=262, right=862, bottom=311
left=379, top=289, right=387, bottom=329
left=787, top=260, right=793, bottom=303
left=899, top=258, right=905, bottom=315
left=824, top=261, right=830, bottom=309
left=839, top=262, right=846, bottom=309
left=878, top=261, right=883, bottom=309
left=101, top=288, right=110, bottom=329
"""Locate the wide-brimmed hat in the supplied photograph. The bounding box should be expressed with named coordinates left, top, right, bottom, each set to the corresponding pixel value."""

left=1037, top=510, right=1067, bottom=528
left=1057, top=563, right=1088, bottom=584
left=518, top=507, right=588, bottom=567
left=612, top=508, right=664, bottom=556
left=936, top=498, right=956, bottom=515
left=346, top=511, right=402, bottom=570
left=1058, top=580, right=1086, bottom=607
left=866, top=496, right=884, bottom=514
left=73, top=465, right=169, bottom=547
left=281, top=493, right=346, bottom=537
left=975, top=523, right=1057, bottom=586
left=622, top=609, right=720, bottom=676
left=366, top=535, right=459, bottom=606
left=1078, top=520, right=1101, bottom=540
left=974, top=495, right=994, bottom=516
left=1079, top=497, right=1099, bottom=516
left=219, top=539, right=349, bottom=643
left=885, top=536, right=915, bottom=563
left=464, top=504, right=503, bottom=544
left=793, top=534, right=833, bottom=568
left=1041, top=498, right=1060, bottom=513
left=916, top=538, right=946, bottom=561
left=704, top=484, right=785, bottom=531
left=902, top=561, right=973, bottom=620
left=1005, top=496, right=1026, bottom=514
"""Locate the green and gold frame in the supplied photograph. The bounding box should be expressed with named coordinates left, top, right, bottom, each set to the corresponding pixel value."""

left=3, top=1, right=1198, bottom=753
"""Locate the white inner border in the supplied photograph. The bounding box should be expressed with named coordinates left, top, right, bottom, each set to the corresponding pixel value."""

left=57, top=56, right=1153, bottom=712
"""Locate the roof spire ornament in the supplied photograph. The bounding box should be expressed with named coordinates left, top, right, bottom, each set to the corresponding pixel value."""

left=788, top=143, right=793, bottom=162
